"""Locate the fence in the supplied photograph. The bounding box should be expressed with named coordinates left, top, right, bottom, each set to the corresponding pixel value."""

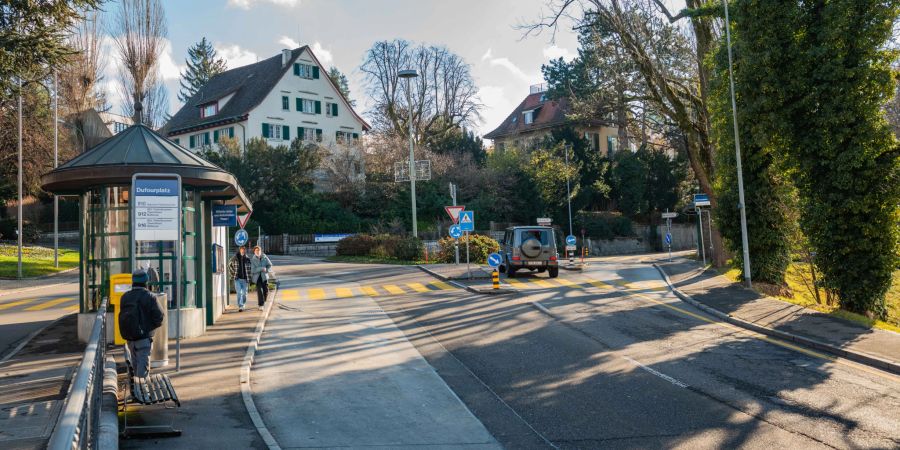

left=47, top=297, right=109, bottom=450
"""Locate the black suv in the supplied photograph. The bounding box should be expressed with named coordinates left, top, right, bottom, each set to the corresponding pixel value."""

left=499, top=226, right=559, bottom=278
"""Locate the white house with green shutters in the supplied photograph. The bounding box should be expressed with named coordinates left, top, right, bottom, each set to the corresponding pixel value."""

left=164, top=46, right=369, bottom=177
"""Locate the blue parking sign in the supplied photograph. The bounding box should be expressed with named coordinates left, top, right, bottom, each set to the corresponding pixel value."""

left=459, top=211, right=474, bottom=232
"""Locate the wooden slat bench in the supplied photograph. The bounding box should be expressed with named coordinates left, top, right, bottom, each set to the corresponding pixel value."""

left=121, top=360, right=181, bottom=438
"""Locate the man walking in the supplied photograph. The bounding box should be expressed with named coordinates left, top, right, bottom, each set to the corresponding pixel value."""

left=119, top=269, right=164, bottom=378
left=229, top=246, right=251, bottom=312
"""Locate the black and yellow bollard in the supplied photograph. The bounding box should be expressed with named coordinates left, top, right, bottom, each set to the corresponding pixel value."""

left=492, top=269, right=500, bottom=290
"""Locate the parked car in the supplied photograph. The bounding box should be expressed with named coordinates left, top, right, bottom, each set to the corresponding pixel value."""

left=499, top=226, right=559, bottom=278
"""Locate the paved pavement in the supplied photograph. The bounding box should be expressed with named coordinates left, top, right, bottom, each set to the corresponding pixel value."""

left=0, top=281, right=79, bottom=362
left=252, top=259, right=500, bottom=449
left=657, top=259, right=900, bottom=368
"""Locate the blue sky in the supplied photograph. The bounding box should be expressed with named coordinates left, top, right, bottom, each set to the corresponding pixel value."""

left=105, top=0, right=589, bottom=136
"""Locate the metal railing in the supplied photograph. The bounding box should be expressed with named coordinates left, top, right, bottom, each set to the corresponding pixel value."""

left=47, top=297, right=109, bottom=450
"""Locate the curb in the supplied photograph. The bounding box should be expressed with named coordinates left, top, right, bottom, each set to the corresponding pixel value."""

left=417, top=265, right=514, bottom=295
left=240, top=283, right=282, bottom=450
left=0, top=312, right=73, bottom=364
left=0, top=267, right=79, bottom=282
left=0, top=276, right=78, bottom=298
left=652, top=263, right=900, bottom=376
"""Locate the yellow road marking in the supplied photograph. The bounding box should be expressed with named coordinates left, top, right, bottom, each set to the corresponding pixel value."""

left=25, top=297, right=75, bottom=311
left=66, top=305, right=79, bottom=313
left=407, top=283, right=430, bottom=293
left=506, top=278, right=527, bottom=288
left=0, top=299, right=36, bottom=310
left=280, top=289, right=301, bottom=301
left=383, top=284, right=405, bottom=295
left=553, top=278, right=580, bottom=288
left=361, top=286, right=379, bottom=297
left=589, top=280, right=613, bottom=289
left=529, top=279, right=555, bottom=288
left=430, top=281, right=454, bottom=290
left=308, top=288, right=326, bottom=300
left=335, top=287, right=354, bottom=298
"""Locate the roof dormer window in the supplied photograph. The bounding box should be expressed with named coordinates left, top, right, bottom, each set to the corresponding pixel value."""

left=523, top=110, right=534, bottom=125
left=200, top=102, right=218, bottom=118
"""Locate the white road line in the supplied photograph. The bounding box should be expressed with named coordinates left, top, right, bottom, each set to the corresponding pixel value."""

left=622, top=356, right=689, bottom=388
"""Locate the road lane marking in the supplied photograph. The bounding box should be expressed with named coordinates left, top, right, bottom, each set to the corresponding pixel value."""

left=407, top=283, right=430, bottom=293
left=430, top=281, right=454, bottom=290
left=505, top=278, right=527, bottom=288
left=588, top=280, right=613, bottom=289
left=528, top=279, right=555, bottom=288
left=361, top=286, right=379, bottom=297
left=307, top=288, right=326, bottom=300
left=280, top=289, right=301, bottom=301
left=622, top=356, right=688, bottom=388
left=553, top=278, right=579, bottom=288
left=66, top=305, right=79, bottom=313
left=25, top=297, right=75, bottom=311
left=0, top=299, right=37, bottom=310
left=335, top=287, right=354, bottom=298
left=383, top=284, right=405, bottom=295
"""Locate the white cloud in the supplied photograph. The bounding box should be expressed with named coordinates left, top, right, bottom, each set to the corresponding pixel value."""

left=158, top=39, right=184, bottom=81
left=481, top=48, right=493, bottom=61
left=215, top=44, right=258, bottom=69
left=278, top=36, right=300, bottom=49
left=479, top=47, right=542, bottom=84
left=543, top=44, right=576, bottom=62
left=227, top=0, right=300, bottom=10
left=311, top=41, right=333, bottom=66
left=477, top=85, right=517, bottom=139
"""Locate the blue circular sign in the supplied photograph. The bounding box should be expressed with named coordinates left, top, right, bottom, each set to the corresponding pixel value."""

left=449, top=224, right=462, bottom=239
left=487, top=252, right=502, bottom=268
left=234, top=229, right=249, bottom=246
left=566, top=235, right=577, bottom=246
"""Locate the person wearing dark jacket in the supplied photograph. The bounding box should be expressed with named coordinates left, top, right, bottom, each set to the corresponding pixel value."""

left=119, top=269, right=164, bottom=378
left=229, top=246, right=251, bottom=312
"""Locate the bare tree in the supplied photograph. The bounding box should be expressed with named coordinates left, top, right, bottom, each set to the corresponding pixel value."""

left=320, top=143, right=366, bottom=208
left=60, top=9, right=107, bottom=116
left=361, top=39, right=482, bottom=143
left=110, top=0, right=168, bottom=128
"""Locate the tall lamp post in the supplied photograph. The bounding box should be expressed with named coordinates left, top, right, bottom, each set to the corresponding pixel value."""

left=723, top=0, right=752, bottom=287
left=17, top=79, right=23, bottom=279
left=564, top=143, right=573, bottom=237
left=53, top=69, right=59, bottom=268
left=398, top=69, right=419, bottom=237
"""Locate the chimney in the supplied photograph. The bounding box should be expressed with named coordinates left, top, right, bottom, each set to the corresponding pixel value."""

left=282, top=49, right=292, bottom=68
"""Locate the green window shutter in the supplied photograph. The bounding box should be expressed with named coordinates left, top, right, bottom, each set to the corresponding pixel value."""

left=332, top=103, right=338, bottom=116
left=189, top=135, right=196, bottom=148
left=293, top=63, right=300, bottom=76
left=213, top=129, right=220, bottom=143
left=204, top=132, right=210, bottom=144
left=312, top=66, right=320, bottom=79
left=229, top=127, right=235, bottom=138
left=283, top=126, right=289, bottom=141
left=174, top=138, right=180, bottom=145
left=262, top=123, right=269, bottom=138
left=296, top=98, right=301, bottom=111
left=316, top=129, right=322, bottom=142
left=298, top=127, right=304, bottom=140
left=607, top=136, right=613, bottom=154
left=315, top=101, right=321, bottom=114
left=352, top=132, right=359, bottom=140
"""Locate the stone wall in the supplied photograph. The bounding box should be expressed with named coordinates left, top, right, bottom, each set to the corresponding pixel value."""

left=286, top=243, right=338, bottom=257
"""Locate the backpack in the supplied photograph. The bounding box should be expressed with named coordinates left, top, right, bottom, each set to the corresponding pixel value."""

left=118, top=293, right=146, bottom=341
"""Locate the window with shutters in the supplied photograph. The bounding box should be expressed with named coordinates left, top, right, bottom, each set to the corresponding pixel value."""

left=264, top=123, right=282, bottom=140
left=299, top=98, right=316, bottom=114
left=299, top=127, right=318, bottom=142
left=295, top=63, right=318, bottom=79
left=326, top=102, right=332, bottom=117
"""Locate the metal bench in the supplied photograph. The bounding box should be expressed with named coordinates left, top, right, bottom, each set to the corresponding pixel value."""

left=121, top=359, right=182, bottom=438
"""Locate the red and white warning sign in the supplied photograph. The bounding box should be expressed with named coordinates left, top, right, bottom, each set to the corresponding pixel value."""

left=237, top=211, right=253, bottom=229
left=444, top=205, right=465, bottom=224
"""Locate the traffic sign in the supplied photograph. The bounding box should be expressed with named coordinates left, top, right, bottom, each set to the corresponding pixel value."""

left=566, top=245, right=576, bottom=251
left=662, top=212, right=678, bottom=219
left=449, top=224, right=462, bottom=239
left=566, top=235, right=577, bottom=246
left=459, top=211, right=475, bottom=232
left=234, top=229, right=249, bottom=247
left=536, top=217, right=552, bottom=226
left=444, top=205, right=465, bottom=223
left=665, top=233, right=672, bottom=245
left=133, top=178, right=180, bottom=241
left=693, top=194, right=711, bottom=207
left=237, top=211, right=252, bottom=229
left=487, top=252, right=502, bottom=268
left=213, top=204, right=238, bottom=227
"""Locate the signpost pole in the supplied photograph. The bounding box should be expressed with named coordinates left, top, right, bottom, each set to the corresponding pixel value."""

left=465, top=231, right=471, bottom=279
left=698, top=208, right=706, bottom=266
left=451, top=184, right=459, bottom=265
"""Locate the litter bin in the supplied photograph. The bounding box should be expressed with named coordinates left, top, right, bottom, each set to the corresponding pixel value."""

left=151, top=293, right=169, bottom=368
left=109, top=273, right=132, bottom=345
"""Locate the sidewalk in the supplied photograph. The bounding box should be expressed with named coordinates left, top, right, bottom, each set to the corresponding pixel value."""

left=120, top=306, right=266, bottom=449
left=250, top=283, right=500, bottom=448
left=0, top=314, right=83, bottom=450
left=656, top=259, right=900, bottom=373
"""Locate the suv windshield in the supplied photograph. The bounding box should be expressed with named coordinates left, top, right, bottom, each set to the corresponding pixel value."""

left=520, top=229, right=551, bottom=245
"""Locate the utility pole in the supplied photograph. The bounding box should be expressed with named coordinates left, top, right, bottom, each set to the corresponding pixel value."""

left=450, top=182, right=459, bottom=265
left=724, top=0, right=752, bottom=287
left=399, top=69, right=419, bottom=237
left=564, top=143, right=573, bottom=237
left=17, top=78, right=23, bottom=279
left=53, top=69, right=59, bottom=268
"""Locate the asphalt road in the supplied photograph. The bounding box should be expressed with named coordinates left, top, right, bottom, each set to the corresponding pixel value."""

left=0, top=279, right=79, bottom=361
left=286, top=257, right=900, bottom=449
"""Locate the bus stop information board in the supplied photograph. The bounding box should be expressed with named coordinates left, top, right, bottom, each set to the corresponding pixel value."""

left=134, top=178, right=179, bottom=241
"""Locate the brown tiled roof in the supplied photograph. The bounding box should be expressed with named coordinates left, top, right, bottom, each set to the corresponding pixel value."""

left=484, top=93, right=575, bottom=140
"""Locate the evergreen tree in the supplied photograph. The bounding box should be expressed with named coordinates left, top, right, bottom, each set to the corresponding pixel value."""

left=178, top=37, right=227, bottom=103
left=328, top=67, right=354, bottom=106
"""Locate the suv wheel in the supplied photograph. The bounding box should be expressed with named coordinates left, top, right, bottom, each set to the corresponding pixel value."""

left=548, top=267, right=559, bottom=278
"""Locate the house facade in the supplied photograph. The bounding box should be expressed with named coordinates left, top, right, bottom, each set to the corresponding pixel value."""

left=484, top=84, right=618, bottom=156
left=164, top=46, right=369, bottom=178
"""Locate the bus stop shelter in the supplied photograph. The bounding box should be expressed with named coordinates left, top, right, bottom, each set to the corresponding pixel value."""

left=41, top=124, right=252, bottom=341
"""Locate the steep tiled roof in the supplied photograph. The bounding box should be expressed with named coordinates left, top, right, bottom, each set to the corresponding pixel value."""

left=484, top=93, right=596, bottom=140
left=164, top=46, right=369, bottom=135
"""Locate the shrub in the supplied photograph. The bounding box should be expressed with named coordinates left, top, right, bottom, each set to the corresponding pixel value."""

left=0, top=219, right=41, bottom=243
left=575, top=212, right=634, bottom=240
left=436, top=234, right=499, bottom=264
left=336, top=234, right=375, bottom=256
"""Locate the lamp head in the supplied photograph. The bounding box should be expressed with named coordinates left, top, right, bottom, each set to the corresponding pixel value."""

left=398, top=69, right=418, bottom=79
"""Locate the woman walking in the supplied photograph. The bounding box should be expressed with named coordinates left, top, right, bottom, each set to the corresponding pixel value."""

left=229, top=246, right=251, bottom=312
left=251, top=245, right=273, bottom=309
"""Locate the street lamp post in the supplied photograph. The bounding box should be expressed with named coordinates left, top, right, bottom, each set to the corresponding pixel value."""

left=398, top=69, right=419, bottom=237
left=53, top=69, right=59, bottom=268
left=564, top=143, right=573, bottom=237
left=17, top=78, right=23, bottom=279
left=723, top=0, right=752, bottom=288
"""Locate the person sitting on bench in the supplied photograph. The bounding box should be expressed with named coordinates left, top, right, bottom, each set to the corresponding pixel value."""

left=119, top=269, right=164, bottom=378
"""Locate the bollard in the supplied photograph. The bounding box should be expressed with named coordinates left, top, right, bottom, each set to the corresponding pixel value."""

left=492, top=269, right=500, bottom=290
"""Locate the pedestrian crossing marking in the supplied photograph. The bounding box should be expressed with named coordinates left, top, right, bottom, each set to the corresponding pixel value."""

left=431, top=281, right=454, bottom=290
left=528, top=279, right=556, bottom=288
left=383, top=284, right=405, bottom=295
left=407, top=283, right=430, bottom=293
left=280, top=289, right=301, bottom=301
left=0, top=299, right=37, bottom=310
left=25, top=297, right=75, bottom=311
left=589, top=280, right=613, bottom=289
left=553, top=278, right=579, bottom=288
left=361, top=286, right=379, bottom=297
left=308, top=288, right=326, bottom=300
left=335, top=287, right=354, bottom=298
left=66, top=305, right=80, bottom=313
